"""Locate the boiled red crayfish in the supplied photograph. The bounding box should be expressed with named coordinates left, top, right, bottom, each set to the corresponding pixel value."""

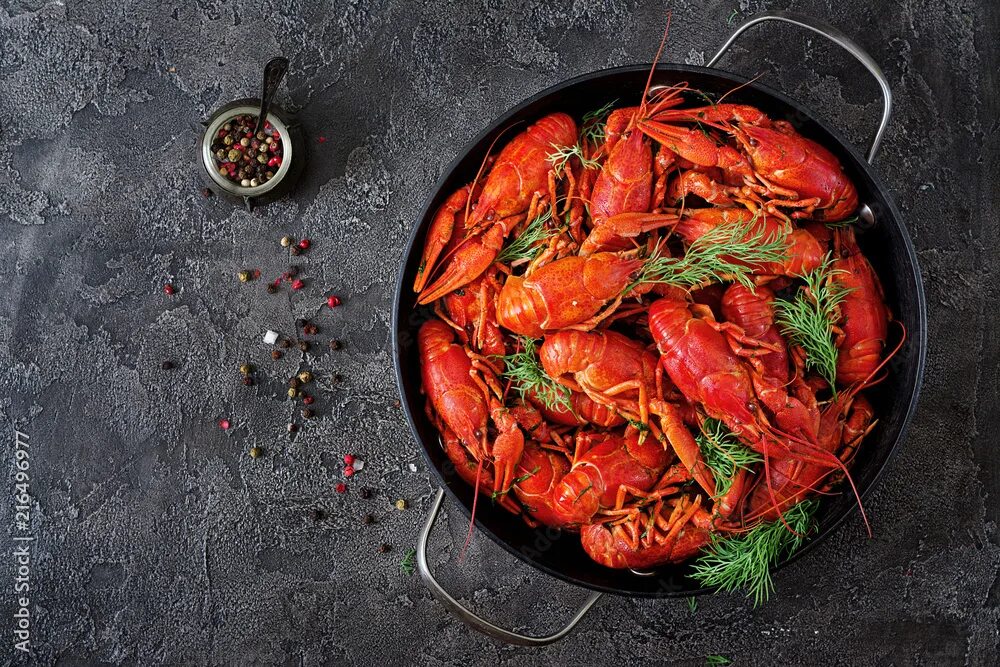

left=412, top=69, right=893, bottom=573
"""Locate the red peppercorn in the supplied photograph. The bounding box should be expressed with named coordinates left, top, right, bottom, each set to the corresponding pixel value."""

left=298, top=239, right=311, bottom=250
left=326, top=295, right=340, bottom=308
left=267, top=156, right=280, bottom=166
left=303, top=395, right=314, bottom=405
left=317, top=136, right=326, bottom=143
left=344, top=454, right=355, bottom=466
left=264, top=120, right=272, bottom=130
left=163, top=283, right=175, bottom=295
left=219, top=419, right=230, bottom=430
left=335, top=483, right=347, bottom=494
left=291, top=279, right=304, bottom=290
left=344, top=466, right=355, bottom=478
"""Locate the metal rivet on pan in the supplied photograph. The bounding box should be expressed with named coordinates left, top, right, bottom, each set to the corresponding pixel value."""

left=858, top=203, right=876, bottom=229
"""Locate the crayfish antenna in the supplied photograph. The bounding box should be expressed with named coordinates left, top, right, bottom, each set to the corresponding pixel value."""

left=639, top=11, right=672, bottom=112
left=459, top=457, right=486, bottom=562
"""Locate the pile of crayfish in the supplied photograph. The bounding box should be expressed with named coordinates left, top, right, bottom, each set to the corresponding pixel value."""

left=412, top=81, right=895, bottom=571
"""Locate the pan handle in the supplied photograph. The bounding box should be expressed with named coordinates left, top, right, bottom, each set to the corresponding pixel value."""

left=707, top=10, right=892, bottom=163
left=417, top=488, right=603, bottom=646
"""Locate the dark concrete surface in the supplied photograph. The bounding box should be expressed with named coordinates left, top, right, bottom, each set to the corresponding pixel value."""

left=0, top=0, right=997, bottom=664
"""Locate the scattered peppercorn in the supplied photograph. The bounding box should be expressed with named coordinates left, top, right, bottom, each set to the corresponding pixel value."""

left=271, top=350, right=282, bottom=360
left=219, top=419, right=231, bottom=430
left=344, top=454, right=356, bottom=466
left=395, top=499, right=407, bottom=511
left=279, top=338, right=292, bottom=349
left=298, top=371, right=313, bottom=384
left=286, top=266, right=299, bottom=278
left=201, top=187, right=213, bottom=198
left=362, top=514, right=375, bottom=525
left=238, top=270, right=252, bottom=283
left=240, top=363, right=254, bottom=376
left=266, top=283, right=279, bottom=294
left=297, top=341, right=310, bottom=353
left=302, top=408, right=314, bottom=419
left=292, top=279, right=304, bottom=290
left=288, top=423, right=299, bottom=433
left=335, top=483, right=347, bottom=494
left=332, top=374, right=343, bottom=384
left=287, top=388, right=298, bottom=398
left=249, top=446, right=263, bottom=459
left=242, top=376, right=254, bottom=386
left=310, top=508, right=324, bottom=521
left=360, top=487, right=373, bottom=500
left=298, top=239, right=311, bottom=250
left=303, top=323, right=318, bottom=336
left=280, top=235, right=294, bottom=247
left=393, top=399, right=402, bottom=409
left=327, top=295, right=342, bottom=308
left=302, top=395, right=314, bottom=405
left=161, top=360, right=174, bottom=370
left=329, top=339, right=341, bottom=350
left=379, top=543, right=392, bottom=554
left=288, top=377, right=301, bottom=389
left=343, top=465, right=354, bottom=477
left=290, top=246, right=302, bottom=256
left=163, top=283, right=175, bottom=295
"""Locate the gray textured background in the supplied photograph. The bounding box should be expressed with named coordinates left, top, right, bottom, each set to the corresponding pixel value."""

left=0, top=0, right=997, bottom=665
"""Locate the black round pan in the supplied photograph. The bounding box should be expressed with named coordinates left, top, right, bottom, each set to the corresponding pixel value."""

left=392, top=13, right=926, bottom=609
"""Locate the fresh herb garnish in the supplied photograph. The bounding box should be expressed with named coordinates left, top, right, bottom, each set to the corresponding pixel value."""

left=706, top=656, right=731, bottom=666
left=632, top=216, right=788, bottom=291
left=773, top=254, right=852, bottom=392
left=547, top=143, right=600, bottom=175
left=491, top=466, right=541, bottom=499
left=499, top=336, right=572, bottom=411
left=691, top=499, right=818, bottom=607
left=687, top=596, right=698, bottom=613
left=496, top=206, right=557, bottom=265
left=696, top=418, right=762, bottom=498
left=823, top=215, right=860, bottom=229
left=581, top=100, right=617, bottom=146
left=400, top=548, right=416, bottom=576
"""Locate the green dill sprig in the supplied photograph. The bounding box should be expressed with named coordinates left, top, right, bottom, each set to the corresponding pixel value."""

left=631, top=217, right=788, bottom=291
left=499, top=336, right=572, bottom=411
left=691, top=499, right=819, bottom=607
left=706, top=656, right=731, bottom=666
left=773, top=254, right=852, bottom=392
left=496, top=207, right=558, bottom=265
left=581, top=100, right=617, bottom=146
left=823, top=215, right=860, bottom=229
left=491, top=465, right=541, bottom=500
left=400, top=548, right=416, bottom=576
left=696, top=418, right=762, bottom=498
left=547, top=143, right=600, bottom=175
left=687, top=596, right=698, bottom=613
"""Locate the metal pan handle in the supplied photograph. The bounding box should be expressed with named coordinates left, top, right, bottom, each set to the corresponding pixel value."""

left=417, top=488, right=603, bottom=646
left=707, top=10, right=892, bottom=163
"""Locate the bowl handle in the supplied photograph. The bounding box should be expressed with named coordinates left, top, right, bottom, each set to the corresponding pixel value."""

left=707, top=10, right=892, bottom=164
left=417, top=488, right=603, bottom=646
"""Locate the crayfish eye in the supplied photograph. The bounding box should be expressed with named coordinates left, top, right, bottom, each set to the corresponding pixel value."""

left=748, top=137, right=759, bottom=147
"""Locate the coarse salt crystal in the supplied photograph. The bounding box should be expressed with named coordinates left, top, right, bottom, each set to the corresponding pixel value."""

left=408, top=463, right=417, bottom=472
left=263, top=330, right=279, bottom=345
left=352, top=459, right=364, bottom=471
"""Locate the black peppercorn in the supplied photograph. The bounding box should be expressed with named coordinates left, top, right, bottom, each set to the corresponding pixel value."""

left=288, top=377, right=301, bottom=389
left=296, top=318, right=307, bottom=328
left=271, top=350, right=282, bottom=360
left=310, top=508, right=324, bottom=521
left=201, top=187, right=213, bottom=198
left=242, top=376, right=254, bottom=386
left=290, top=246, right=302, bottom=256
left=302, top=408, right=314, bottom=419
left=279, top=338, right=292, bottom=349
left=287, top=423, right=299, bottom=433
left=266, top=283, right=278, bottom=294
left=379, top=544, right=392, bottom=554
left=359, top=487, right=373, bottom=500
left=329, top=339, right=341, bottom=351
left=297, top=341, right=309, bottom=353
left=161, top=360, right=174, bottom=370
left=332, top=373, right=343, bottom=384
left=362, top=514, right=375, bottom=525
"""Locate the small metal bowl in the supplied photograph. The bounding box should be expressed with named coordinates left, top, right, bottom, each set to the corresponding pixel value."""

left=198, top=99, right=305, bottom=210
